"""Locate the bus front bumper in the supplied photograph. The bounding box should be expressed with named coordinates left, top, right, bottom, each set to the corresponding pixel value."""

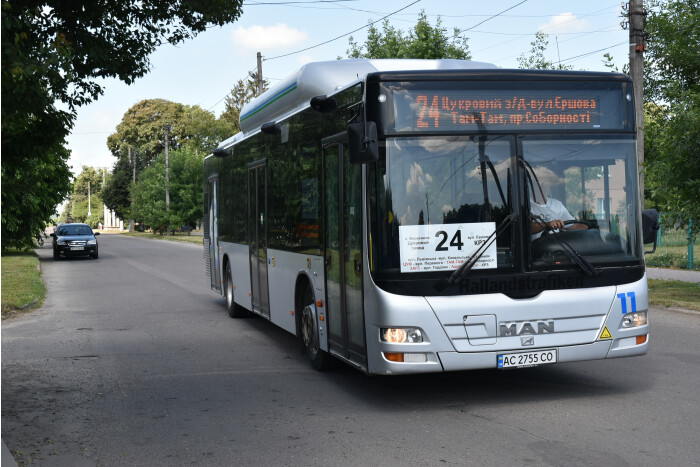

left=371, top=337, right=648, bottom=374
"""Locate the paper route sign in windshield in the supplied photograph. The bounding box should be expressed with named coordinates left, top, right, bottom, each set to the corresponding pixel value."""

left=399, top=222, right=497, bottom=273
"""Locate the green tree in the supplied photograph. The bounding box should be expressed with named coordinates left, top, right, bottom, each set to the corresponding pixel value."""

left=132, top=147, right=203, bottom=232
left=517, top=32, right=574, bottom=70
left=643, top=0, right=700, bottom=238
left=104, top=99, right=232, bottom=220
left=1, top=0, right=244, bottom=251
left=102, top=155, right=134, bottom=222
left=220, top=71, right=269, bottom=134
left=346, top=10, right=470, bottom=59
left=65, top=166, right=107, bottom=228
left=1, top=143, right=73, bottom=250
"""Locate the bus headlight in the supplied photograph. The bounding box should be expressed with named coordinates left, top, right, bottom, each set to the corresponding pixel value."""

left=381, top=328, right=423, bottom=343
left=622, top=311, right=647, bottom=328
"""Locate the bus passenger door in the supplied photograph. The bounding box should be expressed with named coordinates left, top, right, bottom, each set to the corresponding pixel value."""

left=248, top=161, right=270, bottom=318
left=324, top=139, right=367, bottom=366
left=207, top=178, right=221, bottom=292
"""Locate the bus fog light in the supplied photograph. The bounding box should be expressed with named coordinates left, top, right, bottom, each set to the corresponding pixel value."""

left=382, top=352, right=428, bottom=363
left=622, top=311, right=647, bottom=328
left=381, top=328, right=423, bottom=343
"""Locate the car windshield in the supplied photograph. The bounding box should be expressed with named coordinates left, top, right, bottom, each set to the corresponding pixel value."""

left=57, top=225, right=93, bottom=236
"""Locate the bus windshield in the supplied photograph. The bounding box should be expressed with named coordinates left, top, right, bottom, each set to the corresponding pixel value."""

left=370, top=135, right=641, bottom=277
left=373, top=135, right=515, bottom=274
left=523, top=136, right=641, bottom=268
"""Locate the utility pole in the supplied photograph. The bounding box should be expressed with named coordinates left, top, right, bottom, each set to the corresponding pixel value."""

left=164, top=125, right=171, bottom=236
left=256, top=52, right=264, bottom=94
left=626, top=0, right=646, bottom=196
left=88, top=181, right=91, bottom=218
left=129, top=146, right=135, bottom=232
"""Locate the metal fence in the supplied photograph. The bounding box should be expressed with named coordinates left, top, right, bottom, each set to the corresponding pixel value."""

left=646, top=216, right=697, bottom=270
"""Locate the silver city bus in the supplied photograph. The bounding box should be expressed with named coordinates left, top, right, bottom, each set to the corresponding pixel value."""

left=203, top=59, right=658, bottom=375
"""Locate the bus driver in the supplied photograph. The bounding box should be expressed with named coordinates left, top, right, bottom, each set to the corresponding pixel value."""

left=529, top=173, right=588, bottom=239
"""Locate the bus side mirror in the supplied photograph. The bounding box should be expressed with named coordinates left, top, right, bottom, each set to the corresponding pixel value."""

left=348, top=121, right=378, bottom=164
left=642, top=209, right=660, bottom=254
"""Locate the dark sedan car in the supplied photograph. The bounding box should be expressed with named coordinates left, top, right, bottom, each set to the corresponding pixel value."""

left=50, top=223, right=100, bottom=260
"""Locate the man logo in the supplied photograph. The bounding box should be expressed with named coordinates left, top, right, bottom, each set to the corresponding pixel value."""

left=521, top=336, right=535, bottom=346
left=499, top=320, right=555, bottom=336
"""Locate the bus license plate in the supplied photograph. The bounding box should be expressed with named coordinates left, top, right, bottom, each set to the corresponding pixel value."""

left=498, top=350, right=557, bottom=369
left=70, top=247, right=84, bottom=251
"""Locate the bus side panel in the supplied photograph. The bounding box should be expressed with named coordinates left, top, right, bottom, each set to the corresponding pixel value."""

left=221, top=241, right=252, bottom=311
left=266, top=249, right=324, bottom=335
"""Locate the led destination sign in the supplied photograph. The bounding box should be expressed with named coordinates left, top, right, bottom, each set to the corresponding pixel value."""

left=388, top=87, right=626, bottom=132
left=415, top=94, right=599, bottom=128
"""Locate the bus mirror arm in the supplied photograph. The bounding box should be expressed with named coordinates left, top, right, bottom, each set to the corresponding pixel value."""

left=310, top=95, right=337, bottom=113
left=213, top=147, right=231, bottom=158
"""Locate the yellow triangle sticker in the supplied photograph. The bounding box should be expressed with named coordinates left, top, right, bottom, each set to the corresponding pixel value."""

left=599, top=326, right=612, bottom=340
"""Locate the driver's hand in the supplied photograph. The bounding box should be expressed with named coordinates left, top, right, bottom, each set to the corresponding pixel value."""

left=546, top=219, right=565, bottom=230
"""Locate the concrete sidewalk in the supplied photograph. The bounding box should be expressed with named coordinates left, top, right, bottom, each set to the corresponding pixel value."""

left=647, top=267, right=700, bottom=283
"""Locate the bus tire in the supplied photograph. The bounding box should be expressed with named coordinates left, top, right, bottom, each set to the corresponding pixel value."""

left=225, top=262, right=248, bottom=318
left=301, top=284, right=332, bottom=371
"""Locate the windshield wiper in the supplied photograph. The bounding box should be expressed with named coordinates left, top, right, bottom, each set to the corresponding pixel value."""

left=531, top=215, right=599, bottom=276
left=435, top=213, right=517, bottom=291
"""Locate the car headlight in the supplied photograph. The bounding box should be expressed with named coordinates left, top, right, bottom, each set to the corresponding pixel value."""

left=622, top=311, right=647, bottom=328
left=57, top=239, right=66, bottom=245
left=381, top=327, right=423, bottom=343
left=87, top=239, right=97, bottom=245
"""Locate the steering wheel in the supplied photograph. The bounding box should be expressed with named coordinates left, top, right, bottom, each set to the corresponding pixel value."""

left=563, top=219, right=596, bottom=228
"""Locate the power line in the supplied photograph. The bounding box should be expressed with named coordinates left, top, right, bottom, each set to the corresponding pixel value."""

left=264, top=0, right=421, bottom=61
left=463, top=1, right=528, bottom=32
left=559, top=42, right=627, bottom=64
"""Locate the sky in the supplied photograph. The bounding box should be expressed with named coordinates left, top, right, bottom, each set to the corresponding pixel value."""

left=66, top=0, right=633, bottom=175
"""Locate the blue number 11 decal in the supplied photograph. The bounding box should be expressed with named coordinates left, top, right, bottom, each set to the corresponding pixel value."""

left=617, top=291, right=637, bottom=314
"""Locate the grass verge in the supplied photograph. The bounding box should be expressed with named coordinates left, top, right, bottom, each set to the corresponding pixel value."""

left=120, top=231, right=203, bottom=245
left=648, top=279, right=700, bottom=312
left=2, top=250, right=46, bottom=319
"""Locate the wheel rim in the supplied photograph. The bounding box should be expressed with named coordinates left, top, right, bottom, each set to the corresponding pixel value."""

left=301, top=305, right=318, bottom=356
left=226, top=270, right=233, bottom=308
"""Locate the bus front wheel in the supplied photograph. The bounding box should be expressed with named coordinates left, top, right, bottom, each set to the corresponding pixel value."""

left=301, top=285, right=332, bottom=371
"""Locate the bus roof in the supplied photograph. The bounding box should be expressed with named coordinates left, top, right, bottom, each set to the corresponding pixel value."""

left=237, top=59, right=497, bottom=135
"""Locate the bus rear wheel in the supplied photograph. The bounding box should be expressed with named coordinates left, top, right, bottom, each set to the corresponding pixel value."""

left=301, top=285, right=331, bottom=371
left=225, top=262, right=248, bottom=318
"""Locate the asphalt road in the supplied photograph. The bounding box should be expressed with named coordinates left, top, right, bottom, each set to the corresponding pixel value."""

left=2, top=234, right=699, bottom=466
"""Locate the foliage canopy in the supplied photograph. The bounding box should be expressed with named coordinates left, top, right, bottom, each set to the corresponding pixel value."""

left=346, top=11, right=471, bottom=60
left=103, top=99, right=234, bottom=222
left=643, top=0, right=700, bottom=238
left=1, top=0, right=243, bottom=250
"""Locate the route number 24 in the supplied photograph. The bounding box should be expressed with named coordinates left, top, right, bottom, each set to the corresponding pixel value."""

left=435, top=230, right=476, bottom=251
